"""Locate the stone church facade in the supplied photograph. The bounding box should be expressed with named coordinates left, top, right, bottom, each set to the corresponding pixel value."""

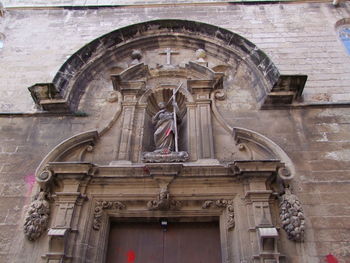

left=0, top=1, right=350, bottom=263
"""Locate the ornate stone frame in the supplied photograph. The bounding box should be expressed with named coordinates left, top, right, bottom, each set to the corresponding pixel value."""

left=28, top=160, right=298, bottom=263
left=87, top=199, right=235, bottom=263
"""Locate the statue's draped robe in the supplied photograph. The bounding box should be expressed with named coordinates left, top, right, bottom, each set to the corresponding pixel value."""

left=154, top=111, right=175, bottom=151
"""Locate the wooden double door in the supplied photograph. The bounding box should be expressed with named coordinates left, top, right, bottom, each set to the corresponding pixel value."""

left=106, top=221, right=222, bottom=263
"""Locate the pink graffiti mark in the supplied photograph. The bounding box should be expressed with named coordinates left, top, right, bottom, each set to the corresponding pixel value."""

left=24, top=173, right=36, bottom=195
left=326, top=254, right=338, bottom=263
left=126, top=250, right=136, bottom=263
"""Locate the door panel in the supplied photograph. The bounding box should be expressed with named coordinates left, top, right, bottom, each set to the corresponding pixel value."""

left=106, top=221, right=222, bottom=263
left=164, top=222, right=222, bottom=263
left=106, top=222, right=163, bottom=263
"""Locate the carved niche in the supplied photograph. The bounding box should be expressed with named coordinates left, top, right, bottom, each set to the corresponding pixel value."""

left=110, top=55, right=224, bottom=164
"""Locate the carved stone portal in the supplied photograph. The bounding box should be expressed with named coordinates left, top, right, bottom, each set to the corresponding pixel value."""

left=22, top=19, right=305, bottom=263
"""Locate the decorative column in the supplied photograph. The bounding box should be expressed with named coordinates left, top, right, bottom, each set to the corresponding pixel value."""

left=186, top=61, right=223, bottom=161
left=188, top=79, right=216, bottom=160
left=131, top=103, right=147, bottom=162
left=230, top=161, right=283, bottom=263
left=185, top=102, right=198, bottom=161
left=43, top=163, right=92, bottom=263
left=111, top=63, right=147, bottom=163
left=116, top=100, right=137, bottom=161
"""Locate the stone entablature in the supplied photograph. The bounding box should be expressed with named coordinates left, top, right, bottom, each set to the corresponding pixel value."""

left=28, top=159, right=288, bottom=263
left=2, top=0, right=289, bottom=8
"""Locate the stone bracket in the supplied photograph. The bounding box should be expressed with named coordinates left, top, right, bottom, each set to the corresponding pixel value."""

left=147, top=173, right=182, bottom=211
left=261, top=74, right=307, bottom=109
left=28, top=83, right=70, bottom=112
left=44, top=227, right=70, bottom=261
left=229, top=160, right=282, bottom=177
left=254, top=227, right=281, bottom=262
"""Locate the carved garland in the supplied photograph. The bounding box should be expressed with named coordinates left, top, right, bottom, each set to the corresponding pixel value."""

left=93, top=201, right=126, bottom=230
left=24, top=191, right=50, bottom=241
left=279, top=188, right=305, bottom=242
left=202, top=199, right=235, bottom=230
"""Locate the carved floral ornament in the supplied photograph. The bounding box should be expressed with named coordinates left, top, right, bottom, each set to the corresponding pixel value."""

left=23, top=168, right=54, bottom=241
left=279, top=188, right=305, bottom=242
left=202, top=199, right=235, bottom=230
left=91, top=198, right=234, bottom=231
left=147, top=189, right=182, bottom=211
left=23, top=191, right=50, bottom=241
left=93, top=201, right=126, bottom=230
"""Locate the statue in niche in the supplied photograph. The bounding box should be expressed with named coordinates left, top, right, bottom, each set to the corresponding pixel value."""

left=152, top=101, right=179, bottom=154
left=142, top=84, right=189, bottom=162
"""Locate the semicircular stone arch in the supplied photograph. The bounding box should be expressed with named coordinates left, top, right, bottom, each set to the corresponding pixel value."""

left=28, top=19, right=281, bottom=112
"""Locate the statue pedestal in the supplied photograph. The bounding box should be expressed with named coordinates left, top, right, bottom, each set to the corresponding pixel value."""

left=142, top=151, right=189, bottom=163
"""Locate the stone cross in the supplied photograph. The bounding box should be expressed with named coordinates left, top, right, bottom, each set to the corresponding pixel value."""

left=255, top=202, right=271, bottom=226
left=159, top=48, right=179, bottom=66
left=56, top=203, right=75, bottom=227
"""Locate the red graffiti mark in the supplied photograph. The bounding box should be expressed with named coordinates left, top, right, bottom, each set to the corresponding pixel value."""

left=126, top=250, right=136, bottom=263
left=143, top=166, right=150, bottom=175
left=326, top=254, right=338, bottom=263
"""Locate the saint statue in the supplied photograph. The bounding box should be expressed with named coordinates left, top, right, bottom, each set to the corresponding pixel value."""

left=152, top=101, right=180, bottom=153
left=142, top=83, right=188, bottom=162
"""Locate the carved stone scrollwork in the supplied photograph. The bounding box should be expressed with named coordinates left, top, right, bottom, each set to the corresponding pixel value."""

left=214, top=90, right=226, bottom=101
left=226, top=202, right=235, bottom=230
left=106, top=91, right=119, bottom=103
left=147, top=189, right=182, bottom=211
left=202, top=199, right=235, bottom=230
left=24, top=191, right=50, bottom=241
left=279, top=188, right=305, bottom=242
left=202, top=199, right=228, bottom=209
left=278, top=166, right=293, bottom=180
left=36, top=169, right=53, bottom=189
left=93, top=201, right=126, bottom=230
